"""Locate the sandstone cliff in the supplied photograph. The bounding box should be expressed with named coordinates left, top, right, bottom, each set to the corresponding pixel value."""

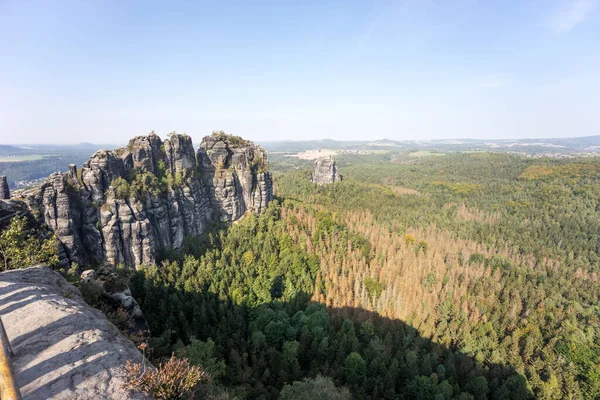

left=312, top=156, right=342, bottom=185
left=0, top=266, right=151, bottom=400
left=10, top=132, right=273, bottom=268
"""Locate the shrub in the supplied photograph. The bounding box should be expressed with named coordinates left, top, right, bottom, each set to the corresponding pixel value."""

left=129, top=171, right=164, bottom=199
left=62, top=262, right=81, bottom=284
left=79, top=281, right=102, bottom=306
left=124, top=354, right=208, bottom=400
left=99, top=303, right=133, bottom=334
left=111, top=177, right=131, bottom=199
left=0, top=216, right=59, bottom=271
left=109, top=169, right=166, bottom=200
left=211, top=130, right=250, bottom=147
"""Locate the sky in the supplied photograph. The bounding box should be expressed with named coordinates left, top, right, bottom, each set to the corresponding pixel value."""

left=0, top=0, right=599, bottom=144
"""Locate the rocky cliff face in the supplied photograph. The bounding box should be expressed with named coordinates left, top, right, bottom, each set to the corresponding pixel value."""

left=0, top=266, right=151, bottom=400
left=198, top=134, right=272, bottom=221
left=11, top=133, right=273, bottom=268
left=312, top=156, right=342, bottom=185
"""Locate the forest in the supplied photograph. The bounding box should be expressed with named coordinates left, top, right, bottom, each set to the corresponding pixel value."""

left=4, top=151, right=600, bottom=399
left=123, top=152, right=600, bottom=399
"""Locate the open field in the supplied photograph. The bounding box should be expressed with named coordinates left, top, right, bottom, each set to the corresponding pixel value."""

left=286, top=149, right=390, bottom=160
left=0, top=155, right=44, bottom=162
left=407, top=150, right=446, bottom=158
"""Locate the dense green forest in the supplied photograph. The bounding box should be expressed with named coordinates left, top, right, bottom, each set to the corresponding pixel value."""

left=4, top=149, right=595, bottom=398
left=116, top=152, right=600, bottom=399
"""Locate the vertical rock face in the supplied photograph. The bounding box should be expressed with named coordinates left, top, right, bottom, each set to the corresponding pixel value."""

left=312, top=156, right=342, bottom=185
left=81, top=150, right=126, bottom=202
left=0, top=175, right=10, bottom=199
left=164, top=134, right=196, bottom=174
left=199, top=134, right=273, bottom=221
left=11, top=132, right=273, bottom=268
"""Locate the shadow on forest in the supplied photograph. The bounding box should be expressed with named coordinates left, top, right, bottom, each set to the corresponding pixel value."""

left=130, top=276, right=533, bottom=400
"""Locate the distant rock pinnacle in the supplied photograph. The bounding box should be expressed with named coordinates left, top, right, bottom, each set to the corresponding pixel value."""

left=0, top=176, right=10, bottom=199
left=312, top=156, right=342, bottom=185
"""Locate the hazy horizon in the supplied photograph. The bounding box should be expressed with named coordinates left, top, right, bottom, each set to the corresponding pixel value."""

left=1, top=0, right=599, bottom=144
left=4, top=132, right=600, bottom=147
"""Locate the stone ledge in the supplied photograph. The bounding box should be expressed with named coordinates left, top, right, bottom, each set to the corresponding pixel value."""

left=0, top=266, right=152, bottom=400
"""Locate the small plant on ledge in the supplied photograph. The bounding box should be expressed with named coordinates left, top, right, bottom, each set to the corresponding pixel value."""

left=124, top=353, right=208, bottom=400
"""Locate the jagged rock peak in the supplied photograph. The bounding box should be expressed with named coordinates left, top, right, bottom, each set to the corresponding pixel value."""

left=10, top=131, right=273, bottom=269
left=312, top=156, right=342, bottom=185
left=164, top=133, right=196, bottom=175
left=204, top=130, right=254, bottom=148
left=198, top=131, right=272, bottom=221
left=0, top=175, right=10, bottom=199
left=199, top=131, right=268, bottom=170
left=124, top=132, right=164, bottom=174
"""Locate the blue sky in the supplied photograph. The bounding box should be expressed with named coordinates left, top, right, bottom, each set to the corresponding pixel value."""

left=1, top=0, right=599, bottom=144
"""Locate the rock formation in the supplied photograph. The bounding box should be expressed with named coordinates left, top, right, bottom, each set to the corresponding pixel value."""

left=312, top=156, right=342, bottom=185
left=0, top=266, right=151, bottom=400
left=0, top=176, right=9, bottom=199
left=199, top=134, right=272, bottom=221
left=81, top=266, right=148, bottom=332
left=11, top=132, right=273, bottom=269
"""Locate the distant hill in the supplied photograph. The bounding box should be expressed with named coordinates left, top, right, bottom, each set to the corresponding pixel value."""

left=261, top=135, right=600, bottom=154
left=0, top=143, right=113, bottom=186
left=0, top=145, right=29, bottom=156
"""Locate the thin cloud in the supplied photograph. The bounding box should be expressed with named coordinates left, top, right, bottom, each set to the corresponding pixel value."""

left=547, top=0, right=598, bottom=33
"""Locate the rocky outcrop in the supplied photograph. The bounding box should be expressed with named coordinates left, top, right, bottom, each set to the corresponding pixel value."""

left=81, top=266, right=148, bottom=332
left=0, top=176, right=9, bottom=199
left=312, top=156, right=342, bottom=185
left=11, top=132, right=273, bottom=268
left=0, top=266, right=151, bottom=400
left=199, top=134, right=272, bottom=221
